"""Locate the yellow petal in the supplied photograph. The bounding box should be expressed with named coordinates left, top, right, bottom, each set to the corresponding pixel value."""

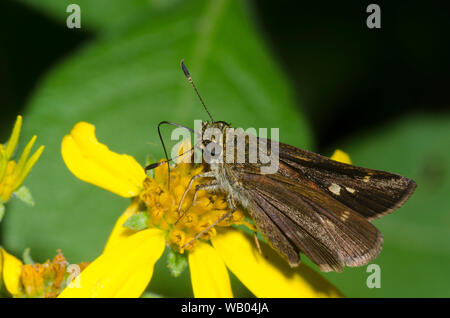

left=59, top=229, right=165, bottom=298
left=1, top=248, right=23, bottom=296
left=330, top=149, right=352, bottom=164
left=188, top=241, right=233, bottom=298
left=13, top=145, right=45, bottom=191
left=211, top=229, right=343, bottom=298
left=61, top=122, right=146, bottom=197
left=103, top=201, right=140, bottom=253
left=5, top=115, right=22, bottom=159
left=0, top=145, right=8, bottom=182
left=13, top=135, right=37, bottom=178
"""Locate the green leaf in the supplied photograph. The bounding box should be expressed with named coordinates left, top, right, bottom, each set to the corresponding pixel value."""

left=122, top=212, right=149, bottom=231
left=18, top=0, right=181, bottom=33
left=319, top=114, right=450, bottom=297
left=2, top=0, right=310, bottom=298
left=166, top=248, right=188, bottom=278
left=3, top=0, right=309, bottom=259
left=13, top=185, right=35, bottom=206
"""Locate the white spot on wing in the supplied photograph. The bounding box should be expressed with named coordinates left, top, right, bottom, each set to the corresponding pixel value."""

left=328, top=183, right=341, bottom=195
left=345, top=187, right=356, bottom=193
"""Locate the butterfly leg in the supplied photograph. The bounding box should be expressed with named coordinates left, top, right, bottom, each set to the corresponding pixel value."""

left=253, top=231, right=263, bottom=256
left=175, top=172, right=217, bottom=225
left=177, top=171, right=216, bottom=214
left=226, top=194, right=237, bottom=213
left=182, top=194, right=239, bottom=249
left=192, top=182, right=220, bottom=206
left=182, top=208, right=235, bottom=249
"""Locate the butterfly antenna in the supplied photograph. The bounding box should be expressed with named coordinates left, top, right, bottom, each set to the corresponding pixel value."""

left=180, top=59, right=215, bottom=123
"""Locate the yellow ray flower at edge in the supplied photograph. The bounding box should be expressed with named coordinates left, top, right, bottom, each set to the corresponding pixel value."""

left=0, top=115, right=45, bottom=219
left=1, top=247, right=89, bottom=298
left=59, top=122, right=346, bottom=298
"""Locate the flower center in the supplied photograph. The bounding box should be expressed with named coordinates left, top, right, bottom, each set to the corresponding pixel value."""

left=139, top=162, right=246, bottom=253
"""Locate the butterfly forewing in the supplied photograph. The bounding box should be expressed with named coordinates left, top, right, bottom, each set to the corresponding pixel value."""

left=278, top=143, right=417, bottom=220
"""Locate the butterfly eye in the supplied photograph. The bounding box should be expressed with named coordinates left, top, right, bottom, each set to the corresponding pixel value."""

left=202, top=140, right=222, bottom=159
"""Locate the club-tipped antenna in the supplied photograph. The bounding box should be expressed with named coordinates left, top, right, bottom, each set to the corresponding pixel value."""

left=181, top=59, right=215, bottom=123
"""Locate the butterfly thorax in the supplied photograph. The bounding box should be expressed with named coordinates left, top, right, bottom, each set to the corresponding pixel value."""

left=200, top=121, right=259, bottom=209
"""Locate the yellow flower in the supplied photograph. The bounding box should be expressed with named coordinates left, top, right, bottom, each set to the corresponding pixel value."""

left=0, top=115, right=45, bottom=220
left=59, top=122, right=345, bottom=298
left=0, top=247, right=88, bottom=298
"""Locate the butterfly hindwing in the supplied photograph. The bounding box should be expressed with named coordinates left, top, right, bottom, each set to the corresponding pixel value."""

left=238, top=168, right=383, bottom=272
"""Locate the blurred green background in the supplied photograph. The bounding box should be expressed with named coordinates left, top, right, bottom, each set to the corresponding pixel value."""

left=1, top=0, right=449, bottom=297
